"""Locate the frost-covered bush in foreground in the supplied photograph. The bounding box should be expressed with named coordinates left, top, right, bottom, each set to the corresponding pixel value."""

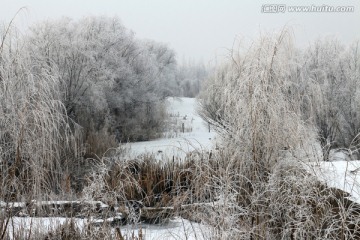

left=199, top=30, right=360, bottom=239
left=0, top=24, right=81, bottom=201
left=200, top=30, right=316, bottom=183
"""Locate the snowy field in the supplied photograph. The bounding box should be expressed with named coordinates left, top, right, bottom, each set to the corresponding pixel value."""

left=123, top=97, right=217, bottom=160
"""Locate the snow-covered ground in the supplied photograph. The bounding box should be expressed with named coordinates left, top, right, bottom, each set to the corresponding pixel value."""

left=311, top=158, right=360, bottom=203
left=8, top=217, right=209, bottom=240
left=123, top=97, right=217, bottom=160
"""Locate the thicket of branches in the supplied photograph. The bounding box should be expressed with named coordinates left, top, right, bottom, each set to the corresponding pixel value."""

left=300, top=38, right=360, bottom=160
left=175, top=60, right=211, bottom=97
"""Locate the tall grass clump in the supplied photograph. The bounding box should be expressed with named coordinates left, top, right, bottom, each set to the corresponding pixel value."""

left=200, top=29, right=315, bottom=189
left=0, top=23, right=81, bottom=202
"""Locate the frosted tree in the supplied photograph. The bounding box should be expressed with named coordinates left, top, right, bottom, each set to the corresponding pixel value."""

left=337, top=41, right=360, bottom=156
left=27, top=16, right=178, bottom=144
left=176, top=60, right=210, bottom=97
left=144, top=40, right=178, bottom=98
left=300, top=38, right=360, bottom=160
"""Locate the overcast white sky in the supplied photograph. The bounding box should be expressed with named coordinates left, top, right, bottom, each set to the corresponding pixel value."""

left=1, top=0, right=359, bottom=63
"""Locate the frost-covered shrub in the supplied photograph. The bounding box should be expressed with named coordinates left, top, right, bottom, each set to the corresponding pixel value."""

left=0, top=25, right=81, bottom=200
left=197, top=30, right=360, bottom=238
left=199, top=30, right=315, bottom=181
